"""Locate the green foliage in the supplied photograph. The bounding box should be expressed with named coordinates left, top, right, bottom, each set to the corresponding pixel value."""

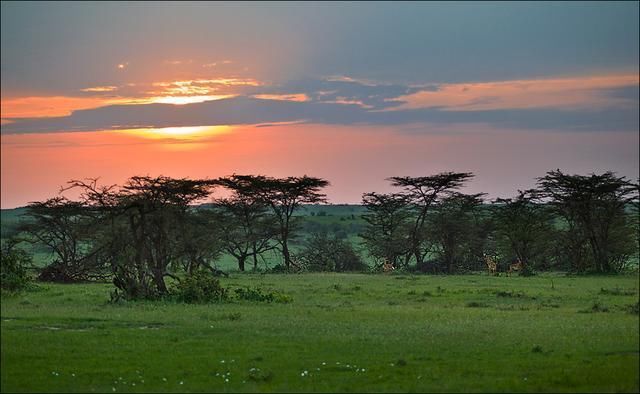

left=299, top=232, right=367, bottom=272
left=536, top=170, right=639, bottom=273
left=173, top=270, right=228, bottom=303
left=234, top=287, right=293, bottom=303
left=426, top=193, right=485, bottom=273
left=0, top=243, right=32, bottom=293
left=492, top=191, right=557, bottom=272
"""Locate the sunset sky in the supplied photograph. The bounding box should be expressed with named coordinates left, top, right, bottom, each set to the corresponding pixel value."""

left=1, top=2, right=638, bottom=208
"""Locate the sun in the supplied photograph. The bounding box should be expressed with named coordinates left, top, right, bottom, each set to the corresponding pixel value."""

left=150, top=95, right=235, bottom=105
left=117, top=125, right=231, bottom=141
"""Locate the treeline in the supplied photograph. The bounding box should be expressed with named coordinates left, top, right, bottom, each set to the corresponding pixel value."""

left=1, top=170, right=638, bottom=300
left=360, top=171, right=638, bottom=275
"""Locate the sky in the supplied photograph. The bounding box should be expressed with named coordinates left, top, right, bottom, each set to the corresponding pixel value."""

left=1, top=1, right=639, bottom=208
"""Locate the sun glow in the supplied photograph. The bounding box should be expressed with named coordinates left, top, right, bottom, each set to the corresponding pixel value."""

left=149, top=95, right=235, bottom=105
left=117, top=125, right=232, bottom=141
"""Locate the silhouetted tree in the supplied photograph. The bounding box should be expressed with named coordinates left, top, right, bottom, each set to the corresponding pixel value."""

left=66, top=176, right=216, bottom=299
left=426, top=192, right=485, bottom=273
left=21, top=197, right=108, bottom=282
left=492, top=190, right=556, bottom=272
left=214, top=194, right=278, bottom=272
left=536, top=170, right=638, bottom=273
left=217, top=175, right=329, bottom=270
left=361, top=192, right=412, bottom=268
left=389, top=172, right=474, bottom=267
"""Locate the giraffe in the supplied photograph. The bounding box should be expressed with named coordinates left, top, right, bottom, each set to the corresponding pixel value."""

left=483, top=254, right=498, bottom=276
left=507, top=257, right=524, bottom=276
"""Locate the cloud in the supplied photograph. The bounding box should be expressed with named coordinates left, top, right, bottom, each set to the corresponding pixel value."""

left=252, top=93, right=310, bottom=102
left=2, top=92, right=638, bottom=135
left=1, top=96, right=116, bottom=118
left=252, top=76, right=421, bottom=110
left=2, top=72, right=637, bottom=135
left=79, top=86, right=118, bottom=93
left=388, top=73, right=639, bottom=111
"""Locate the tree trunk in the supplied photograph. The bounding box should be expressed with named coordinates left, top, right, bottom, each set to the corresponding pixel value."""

left=252, top=245, right=259, bottom=271
left=152, top=268, right=167, bottom=295
left=238, top=256, right=246, bottom=272
left=282, top=240, right=291, bottom=269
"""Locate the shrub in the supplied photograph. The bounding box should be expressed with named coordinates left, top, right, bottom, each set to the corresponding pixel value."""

left=37, top=261, right=77, bottom=283
left=519, top=264, right=537, bottom=277
left=173, top=270, right=228, bottom=303
left=234, top=287, right=293, bottom=303
left=299, top=232, right=367, bottom=272
left=1, top=243, right=32, bottom=293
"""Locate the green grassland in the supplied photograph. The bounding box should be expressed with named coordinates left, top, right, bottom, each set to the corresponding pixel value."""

left=2, top=273, right=639, bottom=393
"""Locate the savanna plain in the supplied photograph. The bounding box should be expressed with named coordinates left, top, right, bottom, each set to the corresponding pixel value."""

left=1, top=272, right=638, bottom=393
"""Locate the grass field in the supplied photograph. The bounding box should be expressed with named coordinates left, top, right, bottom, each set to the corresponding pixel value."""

left=1, top=273, right=638, bottom=393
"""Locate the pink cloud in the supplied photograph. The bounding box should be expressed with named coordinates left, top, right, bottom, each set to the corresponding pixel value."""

left=389, top=73, right=639, bottom=111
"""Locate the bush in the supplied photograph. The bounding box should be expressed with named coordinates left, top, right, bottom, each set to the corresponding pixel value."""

left=299, top=233, right=367, bottom=272
left=519, top=264, right=537, bottom=277
left=1, top=244, right=32, bottom=293
left=37, top=261, right=77, bottom=283
left=172, top=270, right=228, bottom=303
left=268, top=264, right=295, bottom=274
left=234, top=287, right=293, bottom=303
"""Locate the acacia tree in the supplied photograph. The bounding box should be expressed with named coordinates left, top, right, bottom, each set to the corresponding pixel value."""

left=426, top=192, right=485, bottom=273
left=20, top=197, right=108, bottom=282
left=536, top=170, right=638, bottom=273
left=214, top=194, right=278, bottom=272
left=172, top=208, right=227, bottom=276
left=217, top=175, right=329, bottom=269
left=66, top=176, right=217, bottom=299
left=388, top=172, right=474, bottom=267
left=492, top=190, right=556, bottom=272
left=360, top=192, right=412, bottom=268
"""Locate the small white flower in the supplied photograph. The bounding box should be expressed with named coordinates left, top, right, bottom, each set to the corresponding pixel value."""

left=362, top=369, right=366, bottom=372
left=71, top=373, right=76, bottom=377
left=225, top=378, right=229, bottom=383
left=162, top=377, right=167, bottom=381
left=179, top=381, right=183, bottom=385
left=220, top=360, right=225, bottom=363
left=112, top=388, right=116, bottom=392
left=322, top=362, right=326, bottom=365
left=131, top=383, right=136, bottom=386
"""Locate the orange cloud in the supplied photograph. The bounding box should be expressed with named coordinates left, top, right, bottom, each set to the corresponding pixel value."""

left=1, top=96, right=113, bottom=118
left=2, top=75, right=264, bottom=120
left=252, top=93, right=310, bottom=102
left=389, top=73, right=639, bottom=111
left=80, top=86, right=118, bottom=93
